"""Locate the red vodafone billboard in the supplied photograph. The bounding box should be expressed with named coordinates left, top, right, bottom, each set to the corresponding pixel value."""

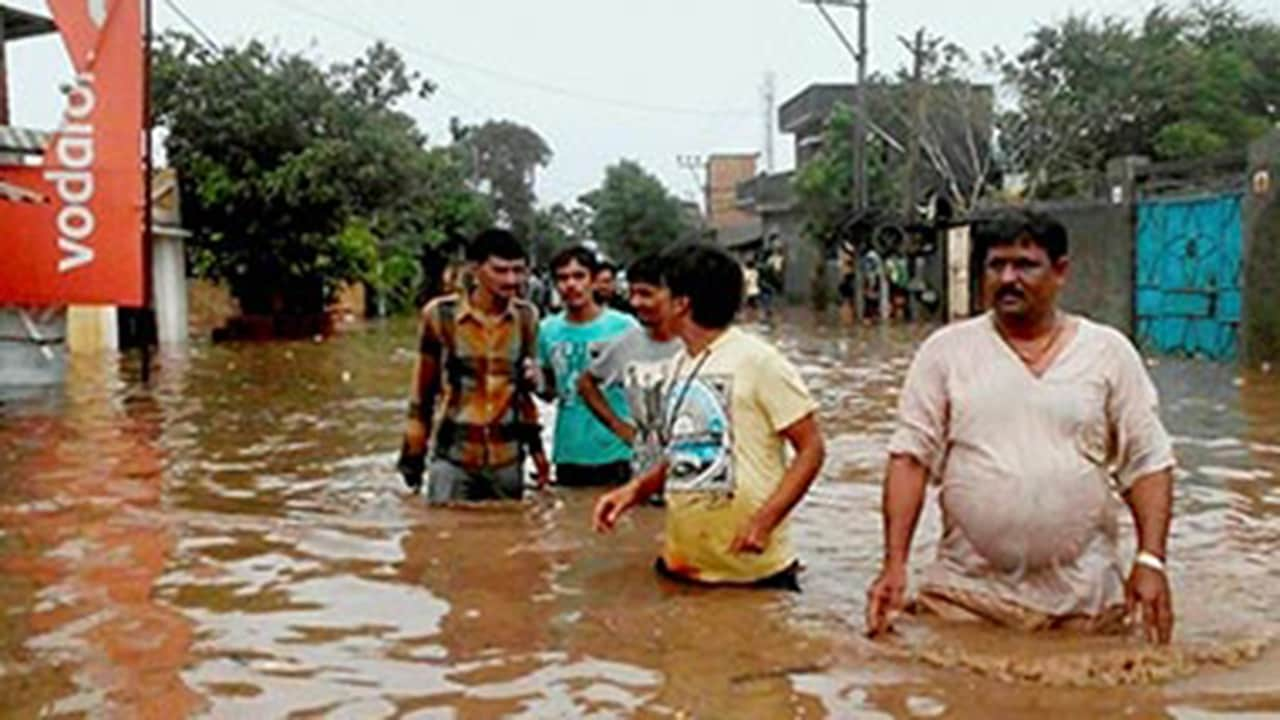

left=0, top=0, right=145, bottom=307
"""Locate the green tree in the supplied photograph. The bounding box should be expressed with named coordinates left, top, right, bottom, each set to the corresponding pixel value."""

left=792, top=103, right=901, bottom=308
left=883, top=33, right=1000, bottom=214
left=452, top=119, right=552, bottom=241
left=793, top=103, right=897, bottom=250
left=152, top=32, right=489, bottom=316
left=529, top=202, right=592, bottom=264
left=579, top=160, right=691, bottom=262
left=997, top=1, right=1280, bottom=197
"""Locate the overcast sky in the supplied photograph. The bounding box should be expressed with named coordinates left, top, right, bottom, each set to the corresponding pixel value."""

left=6, top=0, right=1277, bottom=208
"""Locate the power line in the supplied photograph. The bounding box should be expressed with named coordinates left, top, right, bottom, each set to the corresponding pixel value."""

left=156, top=0, right=492, bottom=123
left=159, top=0, right=220, bottom=53
left=265, top=0, right=756, bottom=119
left=762, top=72, right=776, bottom=173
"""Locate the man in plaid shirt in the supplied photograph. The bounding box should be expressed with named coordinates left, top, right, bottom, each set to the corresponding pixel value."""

left=398, top=229, right=550, bottom=502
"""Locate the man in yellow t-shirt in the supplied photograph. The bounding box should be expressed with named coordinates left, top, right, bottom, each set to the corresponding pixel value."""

left=592, top=244, right=826, bottom=589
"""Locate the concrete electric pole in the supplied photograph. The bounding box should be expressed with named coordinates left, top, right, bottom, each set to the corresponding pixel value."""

left=676, top=153, right=706, bottom=221
left=762, top=72, right=777, bottom=174
left=898, top=28, right=927, bottom=221
left=803, top=0, right=869, bottom=213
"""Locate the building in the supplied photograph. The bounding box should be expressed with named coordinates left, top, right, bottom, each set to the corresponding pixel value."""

left=703, top=153, right=768, bottom=268
left=704, top=153, right=759, bottom=232
left=0, top=5, right=62, bottom=389
left=736, top=81, right=994, bottom=303
left=779, top=82, right=994, bottom=196
left=734, top=170, right=805, bottom=291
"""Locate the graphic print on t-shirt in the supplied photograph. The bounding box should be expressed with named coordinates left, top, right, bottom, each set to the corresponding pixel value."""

left=622, top=358, right=671, bottom=471
left=548, top=339, right=612, bottom=402
left=664, top=373, right=734, bottom=495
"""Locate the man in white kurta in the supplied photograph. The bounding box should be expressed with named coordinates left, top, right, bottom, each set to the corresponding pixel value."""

left=866, top=210, right=1178, bottom=642
left=888, top=313, right=1175, bottom=629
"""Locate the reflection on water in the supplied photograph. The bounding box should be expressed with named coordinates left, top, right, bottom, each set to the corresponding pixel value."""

left=1, top=315, right=1278, bottom=717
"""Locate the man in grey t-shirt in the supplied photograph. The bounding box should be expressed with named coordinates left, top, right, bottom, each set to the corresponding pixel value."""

left=578, top=254, right=682, bottom=475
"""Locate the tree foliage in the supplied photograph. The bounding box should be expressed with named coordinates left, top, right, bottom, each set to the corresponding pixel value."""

left=579, top=160, right=692, bottom=262
left=884, top=34, right=1000, bottom=213
left=152, top=32, right=490, bottom=315
left=452, top=119, right=552, bottom=241
left=997, top=1, right=1280, bottom=197
left=793, top=104, right=896, bottom=252
left=530, top=202, right=593, bottom=264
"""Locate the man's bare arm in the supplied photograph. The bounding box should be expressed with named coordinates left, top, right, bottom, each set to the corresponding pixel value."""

left=882, top=454, right=929, bottom=568
left=1123, top=469, right=1175, bottom=644
left=577, top=372, right=636, bottom=443
left=865, top=453, right=929, bottom=636
left=532, top=365, right=558, bottom=402
left=397, top=346, right=441, bottom=491
left=404, top=352, right=440, bottom=454
left=1125, top=469, right=1173, bottom=558
left=593, top=461, right=668, bottom=533
left=729, top=414, right=825, bottom=553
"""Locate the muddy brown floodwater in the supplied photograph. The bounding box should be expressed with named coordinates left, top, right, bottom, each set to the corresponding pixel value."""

left=1, top=316, right=1279, bottom=718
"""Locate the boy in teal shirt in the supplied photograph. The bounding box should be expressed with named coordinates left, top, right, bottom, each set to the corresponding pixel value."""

left=537, top=246, right=638, bottom=486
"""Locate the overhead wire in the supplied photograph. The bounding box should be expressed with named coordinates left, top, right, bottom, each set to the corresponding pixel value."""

left=265, top=0, right=757, bottom=119
left=157, top=0, right=492, bottom=123
left=159, top=0, right=221, bottom=53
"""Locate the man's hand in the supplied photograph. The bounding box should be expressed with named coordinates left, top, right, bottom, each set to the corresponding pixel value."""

left=397, top=435, right=426, bottom=493
left=1126, top=565, right=1174, bottom=644
left=727, top=414, right=824, bottom=555
left=533, top=451, right=552, bottom=490
left=521, top=358, right=541, bottom=393
left=612, top=421, right=638, bottom=446
left=865, top=562, right=909, bottom=638
left=729, top=512, right=776, bottom=554
left=577, top=371, right=635, bottom=444
left=404, top=419, right=429, bottom=455
left=593, top=484, right=639, bottom=533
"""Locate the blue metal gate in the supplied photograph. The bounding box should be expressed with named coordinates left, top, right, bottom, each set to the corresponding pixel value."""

left=1135, top=194, right=1243, bottom=361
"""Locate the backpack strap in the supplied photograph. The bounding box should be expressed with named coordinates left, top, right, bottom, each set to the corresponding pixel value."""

left=434, top=297, right=462, bottom=390
left=516, top=301, right=538, bottom=368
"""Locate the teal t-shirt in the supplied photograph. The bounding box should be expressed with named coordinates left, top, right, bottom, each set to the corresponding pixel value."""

left=539, top=308, right=639, bottom=465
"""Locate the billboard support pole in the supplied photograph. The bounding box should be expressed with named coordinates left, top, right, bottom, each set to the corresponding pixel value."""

left=140, top=0, right=154, bottom=384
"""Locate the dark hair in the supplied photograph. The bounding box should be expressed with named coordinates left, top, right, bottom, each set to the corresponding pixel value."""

left=550, top=245, right=600, bottom=274
left=627, top=254, right=664, bottom=287
left=467, top=228, right=527, bottom=264
left=598, top=260, right=618, bottom=275
left=661, top=244, right=742, bottom=329
left=972, top=209, right=1069, bottom=262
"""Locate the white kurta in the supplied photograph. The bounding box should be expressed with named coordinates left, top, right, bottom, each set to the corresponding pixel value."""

left=889, top=314, right=1176, bottom=619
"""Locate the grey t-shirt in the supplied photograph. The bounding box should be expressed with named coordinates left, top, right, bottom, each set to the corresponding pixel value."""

left=587, top=327, right=683, bottom=473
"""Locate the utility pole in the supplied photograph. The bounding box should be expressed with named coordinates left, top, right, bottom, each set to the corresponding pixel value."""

left=898, top=28, right=927, bottom=222
left=804, top=0, right=869, bottom=213
left=676, top=153, right=706, bottom=222
left=762, top=72, right=777, bottom=174
left=143, top=0, right=155, bottom=383
left=853, top=1, right=868, bottom=213
left=676, top=154, right=705, bottom=205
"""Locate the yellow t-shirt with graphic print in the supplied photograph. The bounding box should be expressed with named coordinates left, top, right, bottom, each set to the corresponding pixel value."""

left=661, top=327, right=819, bottom=584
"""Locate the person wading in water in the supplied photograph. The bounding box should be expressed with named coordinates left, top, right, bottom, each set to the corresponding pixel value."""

left=593, top=244, right=826, bottom=590
left=398, top=229, right=550, bottom=502
left=865, top=209, right=1176, bottom=643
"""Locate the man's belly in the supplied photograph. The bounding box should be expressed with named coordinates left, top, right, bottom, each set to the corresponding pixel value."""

left=940, top=461, right=1114, bottom=573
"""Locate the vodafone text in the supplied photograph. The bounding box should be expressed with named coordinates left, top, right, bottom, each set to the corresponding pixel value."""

left=47, top=73, right=97, bottom=274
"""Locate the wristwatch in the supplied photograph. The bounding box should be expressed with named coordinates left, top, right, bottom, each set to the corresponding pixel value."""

left=1134, top=550, right=1166, bottom=573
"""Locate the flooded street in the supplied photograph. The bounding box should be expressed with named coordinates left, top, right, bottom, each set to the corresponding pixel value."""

left=2, top=316, right=1279, bottom=718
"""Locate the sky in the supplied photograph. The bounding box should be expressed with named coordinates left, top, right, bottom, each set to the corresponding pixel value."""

left=6, top=0, right=1278, bottom=209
